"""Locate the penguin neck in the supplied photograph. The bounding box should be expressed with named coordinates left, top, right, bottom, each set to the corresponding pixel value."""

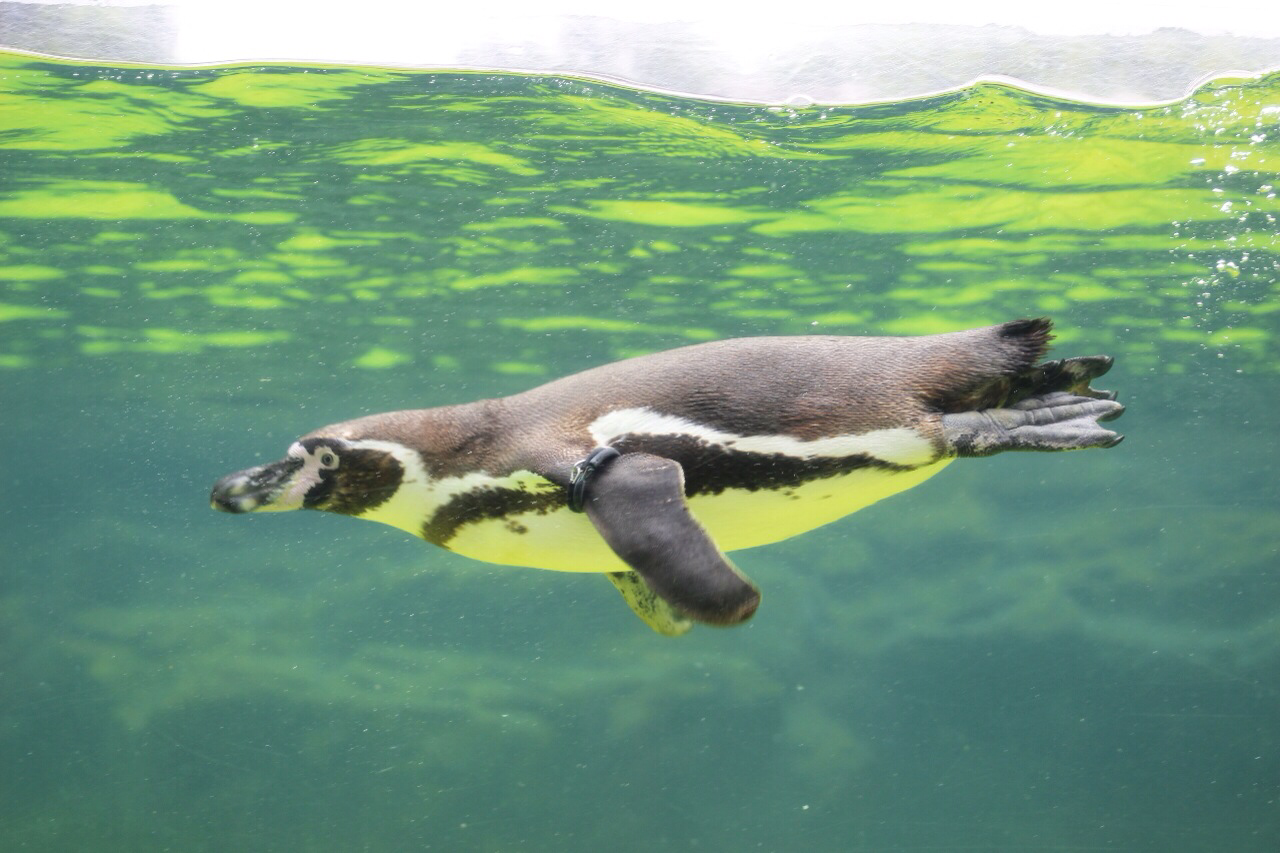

left=318, top=398, right=511, bottom=480
left=314, top=399, right=537, bottom=540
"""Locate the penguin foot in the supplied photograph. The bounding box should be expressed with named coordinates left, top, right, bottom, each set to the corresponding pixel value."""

left=1008, top=354, right=1118, bottom=403
left=942, top=391, right=1125, bottom=456
left=606, top=571, right=694, bottom=636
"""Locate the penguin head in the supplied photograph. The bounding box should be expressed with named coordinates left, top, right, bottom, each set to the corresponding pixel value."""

left=211, top=437, right=405, bottom=516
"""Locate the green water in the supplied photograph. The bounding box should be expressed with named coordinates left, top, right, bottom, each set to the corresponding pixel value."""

left=1, top=51, right=1277, bottom=851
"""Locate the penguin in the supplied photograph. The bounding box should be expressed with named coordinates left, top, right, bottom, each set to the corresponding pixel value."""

left=211, top=318, right=1124, bottom=636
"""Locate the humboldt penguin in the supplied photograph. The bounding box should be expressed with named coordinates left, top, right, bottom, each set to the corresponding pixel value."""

left=211, top=318, right=1124, bottom=636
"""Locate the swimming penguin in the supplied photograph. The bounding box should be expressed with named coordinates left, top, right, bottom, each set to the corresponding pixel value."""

left=211, top=318, right=1124, bottom=636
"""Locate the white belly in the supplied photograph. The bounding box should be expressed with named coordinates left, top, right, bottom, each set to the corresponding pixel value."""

left=442, top=458, right=953, bottom=573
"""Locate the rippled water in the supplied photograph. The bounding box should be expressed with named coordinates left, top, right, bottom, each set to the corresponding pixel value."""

left=2, top=52, right=1278, bottom=851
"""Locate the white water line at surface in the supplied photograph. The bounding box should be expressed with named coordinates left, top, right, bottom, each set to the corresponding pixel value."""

left=4, top=0, right=1280, bottom=103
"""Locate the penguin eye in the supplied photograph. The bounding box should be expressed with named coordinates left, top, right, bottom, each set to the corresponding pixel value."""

left=319, top=452, right=337, bottom=467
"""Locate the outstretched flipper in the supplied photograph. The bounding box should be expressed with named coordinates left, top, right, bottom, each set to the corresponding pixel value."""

left=606, top=571, right=694, bottom=636
left=582, top=452, right=760, bottom=626
left=943, top=391, right=1125, bottom=456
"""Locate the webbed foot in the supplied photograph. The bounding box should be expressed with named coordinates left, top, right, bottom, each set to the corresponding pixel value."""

left=943, top=391, right=1125, bottom=456
left=606, top=571, right=694, bottom=637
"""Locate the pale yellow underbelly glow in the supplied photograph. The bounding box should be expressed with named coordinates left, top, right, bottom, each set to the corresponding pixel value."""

left=441, top=458, right=954, bottom=573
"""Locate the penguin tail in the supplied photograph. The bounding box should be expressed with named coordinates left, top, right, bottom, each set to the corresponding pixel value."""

left=925, top=317, right=1057, bottom=413
left=997, top=316, right=1055, bottom=365
left=998, top=317, right=1120, bottom=410
left=940, top=318, right=1126, bottom=456
left=925, top=317, right=1118, bottom=413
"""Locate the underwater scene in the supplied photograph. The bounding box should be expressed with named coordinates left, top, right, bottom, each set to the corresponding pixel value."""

left=1, top=51, right=1278, bottom=851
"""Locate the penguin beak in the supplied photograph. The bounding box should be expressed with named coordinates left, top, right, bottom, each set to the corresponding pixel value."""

left=210, top=457, right=304, bottom=513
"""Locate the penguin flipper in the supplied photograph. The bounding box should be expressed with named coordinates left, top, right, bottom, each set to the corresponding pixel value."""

left=583, top=452, right=760, bottom=626
left=942, top=391, right=1126, bottom=456
left=605, top=571, right=694, bottom=637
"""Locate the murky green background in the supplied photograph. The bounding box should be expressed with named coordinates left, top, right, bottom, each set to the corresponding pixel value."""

left=1, top=52, right=1278, bottom=851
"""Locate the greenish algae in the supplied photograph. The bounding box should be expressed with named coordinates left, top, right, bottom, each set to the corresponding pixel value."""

left=75, top=326, right=292, bottom=355
left=464, top=216, right=567, bottom=231
left=189, top=69, right=396, bottom=108
left=555, top=199, right=773, bottom=227
left=498, top=316, right=717, bottom=339
left=0, top=68, right=228, bottom=151
left=0, top=302, right=67, bottom=321
left=0, top=181, right=209, bottom=219
left=352, top=346, right=412, bottom=369
left=332, top=139, right=541, bottom=175
left=0, top=180, right=296, bottom=224
left=0, top=264, right=63, bottom=280
left=450, top=266, right=579, bottom=290
left=490, top=361, right=548, bottom=375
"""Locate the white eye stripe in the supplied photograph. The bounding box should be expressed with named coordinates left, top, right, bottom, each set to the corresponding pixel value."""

left=286, top=441, right=341, bottom=465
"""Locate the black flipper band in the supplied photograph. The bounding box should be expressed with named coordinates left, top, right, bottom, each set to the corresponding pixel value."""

left=568, top=446, right=621, bottom=512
